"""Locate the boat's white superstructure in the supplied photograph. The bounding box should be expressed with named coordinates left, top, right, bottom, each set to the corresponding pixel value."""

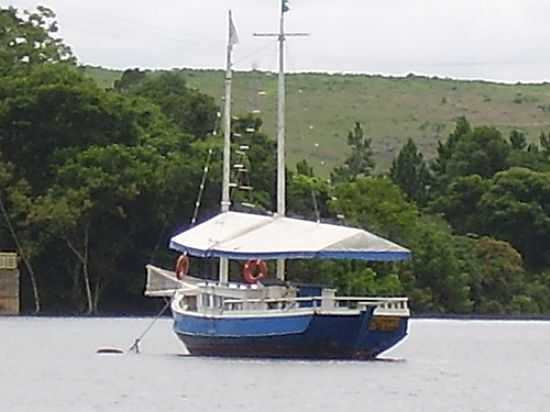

left=146, top=264, right=409, bottom=319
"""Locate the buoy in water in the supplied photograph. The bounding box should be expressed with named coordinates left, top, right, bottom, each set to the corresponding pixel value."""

left=96, top=347, right=124, bottom=355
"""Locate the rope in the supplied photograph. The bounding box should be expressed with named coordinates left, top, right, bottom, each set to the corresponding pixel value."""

left=191, top=147, right=214, bottom=226
left=233, top=40, right=278, bottom=67
left=311, top=186, right=320, bottom=223
left=135, top=118, right=214, bottom=354
left=285, top=48, right=322, bottom=223
left=128, top=296, right=173, bottom=354
left=126, top=272, right=200, bottom=354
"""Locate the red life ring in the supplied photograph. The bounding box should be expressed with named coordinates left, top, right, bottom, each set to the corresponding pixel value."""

left=175, top=254, right=189, bottom=280
left=243, top=259, right=268, bottom=284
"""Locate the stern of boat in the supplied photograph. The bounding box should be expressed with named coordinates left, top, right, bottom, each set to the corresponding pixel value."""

left=357, top=299, right=410, bottom=358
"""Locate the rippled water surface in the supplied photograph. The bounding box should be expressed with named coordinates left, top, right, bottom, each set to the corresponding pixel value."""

left=1, top=317, right=549, bottom=412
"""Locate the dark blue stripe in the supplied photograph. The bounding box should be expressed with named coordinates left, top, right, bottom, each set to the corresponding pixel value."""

left=169, top=241, right=411, bottom=261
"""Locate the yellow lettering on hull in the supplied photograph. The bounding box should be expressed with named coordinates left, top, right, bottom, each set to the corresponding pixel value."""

left=368, top=316, right=401, bottom=332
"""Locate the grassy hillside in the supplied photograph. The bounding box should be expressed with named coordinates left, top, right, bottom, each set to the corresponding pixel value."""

left=84, top=65, right=550, bottom=174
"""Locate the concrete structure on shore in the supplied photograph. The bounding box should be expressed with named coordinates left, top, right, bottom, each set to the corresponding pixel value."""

left=0, top=252, right=19, bottom=315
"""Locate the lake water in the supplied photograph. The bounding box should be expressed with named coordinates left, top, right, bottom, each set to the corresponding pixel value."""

left=1, top=317, right=548, bottom=412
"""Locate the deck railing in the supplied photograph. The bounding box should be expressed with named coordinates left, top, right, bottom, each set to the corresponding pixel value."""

left=178, top=291, right=409, bottom=315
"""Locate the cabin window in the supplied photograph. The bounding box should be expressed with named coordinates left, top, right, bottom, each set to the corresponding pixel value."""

left=200, top=294, right=208, bottom=308
left=186, top=296, right=197, bottom=311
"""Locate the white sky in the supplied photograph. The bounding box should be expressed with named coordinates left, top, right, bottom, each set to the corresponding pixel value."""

left=7, top=0, right=550, bottom=82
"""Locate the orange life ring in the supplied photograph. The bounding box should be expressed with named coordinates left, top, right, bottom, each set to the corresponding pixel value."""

left=243, top=259, right=268, bottom=284
left=175, top=254, right=189, bottom=280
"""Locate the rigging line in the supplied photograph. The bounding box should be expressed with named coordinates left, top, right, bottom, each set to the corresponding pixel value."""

left=308, top=143, right=322, bottom=223
left=150, top=136, right=220, bottom=265
left=311, top=185, right=320, bottom=223
left=232, top=40, right=278, bottom=67
left=191, top=147, right=214, bottom=226
left=212, top=97, right=225, bottom=136
left=286, top=44, right=320, bottom=223
left=128, top=294, right=172, bottom=354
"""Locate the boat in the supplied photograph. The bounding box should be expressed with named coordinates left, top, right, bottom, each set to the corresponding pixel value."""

left=144, top=4, right=411, bottom=359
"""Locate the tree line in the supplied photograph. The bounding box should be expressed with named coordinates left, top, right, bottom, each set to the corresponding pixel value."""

left=1, top=6, right=549, bottom=315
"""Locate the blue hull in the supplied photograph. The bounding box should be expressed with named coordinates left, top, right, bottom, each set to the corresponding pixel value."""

left=173, top=308, right=408, bottom=359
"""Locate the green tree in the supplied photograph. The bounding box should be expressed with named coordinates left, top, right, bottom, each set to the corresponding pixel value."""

left=114, top=68, right=147, bottom=92
left=446, top=126, right=510, bottom=179
left=331, top=122, right=374, bottom=183
left=230, top=114, right=277, bottom=211
left=479, top=167, right=550, bottom=268
left=29, top=137, right=206, bottom=313
left=0, top=62, right=209, bottom=313
left=286, top=258, right=404, bottom=298
left=295, top=159, right=314, bottom=177
left=401, top=222, right=473, bottom=313
left=29, top=144, right=157, bottom=313
left=390, top=138, right=432, bottom=205
left=129, top=71, right=217, bottom=139
left=0, top=152, right=41, bottom=312
left=331, top=264, right=403, bottom=297
left=524, top=271, right=550, bottom=313
left=508, top=131, right=550, bottom=172
left=287, top=174, right=331, bottom=220
left=331, top=176, right=418, bottom=244
left=0, top=64, right=179, bottom=192
left=472, top=237, right=525, bottom=314
left=540, top=132, right=550, bottom=158
left=432, top=116, right=471, bottom=188
left=0, top=6, right=74, bottom=75
left=510, top=130, right=527, bottom=151
left=431, top=175, right=490, bottom=235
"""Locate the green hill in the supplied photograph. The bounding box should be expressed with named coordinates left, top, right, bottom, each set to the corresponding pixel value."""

left=83, top=65, right=550, bottom=174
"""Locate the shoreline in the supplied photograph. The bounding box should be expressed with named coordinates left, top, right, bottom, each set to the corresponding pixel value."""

left=2, top=313, right=550, bottom=321
left=413, top=313, right=550, bottom=321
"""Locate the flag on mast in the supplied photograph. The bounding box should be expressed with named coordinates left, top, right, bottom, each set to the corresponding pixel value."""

left=282, top=0, right=290, bottom=13
left=229, top=10, right=239, bottom=47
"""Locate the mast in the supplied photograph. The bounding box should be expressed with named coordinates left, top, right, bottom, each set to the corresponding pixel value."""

left=254, top=2, right=307, bottom=281
left=275, top=4, right=286, bottom=281
left=219, top=10, right=238, bottom=284
left=276, top=3, right=308, bottom=280
left=276, top=5, right=286, bottom=218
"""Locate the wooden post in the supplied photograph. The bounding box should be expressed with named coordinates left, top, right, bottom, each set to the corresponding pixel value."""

left=0, top=252, right=20, bottom=315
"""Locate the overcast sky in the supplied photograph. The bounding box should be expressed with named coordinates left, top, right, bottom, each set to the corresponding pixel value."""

left=7, top=0, right=550, bottom=83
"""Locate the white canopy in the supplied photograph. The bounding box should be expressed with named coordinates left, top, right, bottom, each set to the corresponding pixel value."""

left=169, top=211, right=410, bottom=261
